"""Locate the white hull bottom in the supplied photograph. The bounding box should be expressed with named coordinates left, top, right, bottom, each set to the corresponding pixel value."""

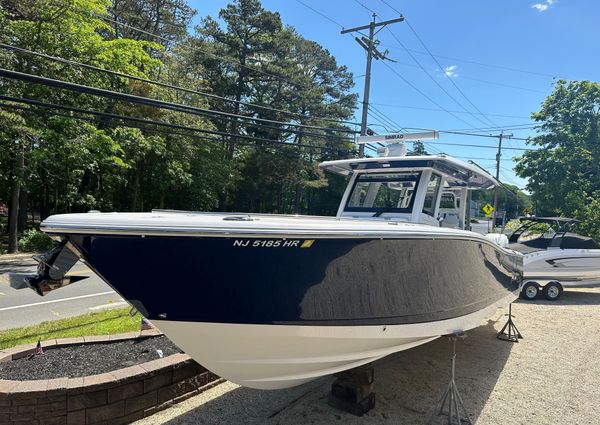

left=153, top=292, right=517, bottom=389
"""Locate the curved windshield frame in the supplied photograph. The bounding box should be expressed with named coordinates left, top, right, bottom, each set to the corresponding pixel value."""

left=345, top=172, right=421, bottom=213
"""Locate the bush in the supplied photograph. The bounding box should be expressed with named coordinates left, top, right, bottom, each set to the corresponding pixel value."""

left=17, top=229, right=55, bottom=252
left=576, top=192, right=600, bottom=242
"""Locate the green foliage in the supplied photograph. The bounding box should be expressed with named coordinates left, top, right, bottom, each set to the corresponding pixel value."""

left=109, top=0, right=196, bottom=45
left=0, top=0, right=358, bottom=227
left=193, top=0, right=357, bottom=211
left=516, top=80, right=600, bottom=223
left=408, top=141, right=428, bottom=156
left=573, top=191, right=600, bottom=241
left=471, top=184, right=532, bottom=220
left=17, top=228, right=56, bottom=252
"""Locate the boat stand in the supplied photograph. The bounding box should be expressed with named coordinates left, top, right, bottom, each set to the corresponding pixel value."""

left=427, top=332, right=471, bottom=425
left=497, top=304, right=523, bottom=342
left=327, top=363, right=376, bottom=416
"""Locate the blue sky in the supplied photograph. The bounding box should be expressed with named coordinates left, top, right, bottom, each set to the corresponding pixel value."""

left=188, top=0, right=599, bottom=190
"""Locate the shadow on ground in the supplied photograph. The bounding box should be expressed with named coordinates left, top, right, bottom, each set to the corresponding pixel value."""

left=0, top=255, right=36, bottom=288
left=161, top=318, right=514, bottom=425
left=0, top=273, right=32, bottom=289
left=0, top=257, right=36, bottom=275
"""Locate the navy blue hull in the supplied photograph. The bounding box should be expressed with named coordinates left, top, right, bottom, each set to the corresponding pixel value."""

left=66, top=235, right=520, bottom=325
left=63, top=234, right=522, bottom=326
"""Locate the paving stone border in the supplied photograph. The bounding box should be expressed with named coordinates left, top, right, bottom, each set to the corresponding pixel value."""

left=0, top=330, right=223, bottom=424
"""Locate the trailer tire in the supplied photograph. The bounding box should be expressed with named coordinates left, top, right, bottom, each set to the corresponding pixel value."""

left=521, top=281, right=540, bottom=300
left=543, top=281, right=563, bottom=301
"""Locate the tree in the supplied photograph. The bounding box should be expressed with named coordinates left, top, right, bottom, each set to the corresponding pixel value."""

left=0, top=0, right=163, bottom=250
left=408, top=141, right=428, bottom=156
left=194, top=0, right=282, bottom=158
left=192, top=1, right=357, bottom=212
left=0, top=0, right=359, bottom=254
left=471, top=183, right=531, bottom=220
left=108, top=0, right=196, bottom=48
left=515, top=80, right=600, bottom=238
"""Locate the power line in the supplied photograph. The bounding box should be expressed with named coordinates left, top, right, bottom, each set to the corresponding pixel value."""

left=293, top=0, right=344, bottom=28
left=354, top=119, right=536, bottom=146
left=457, top=75, right=548, bottom=95
left=291, top=2, right=498, bottom=135
left=399, top=126, right=532, bottom=142
left=385, top=28, right=489, bottom=129
left=458, top=156, right=515, bottom=162
left=370, top=102, right=532, bottom=120
left=403, top=19, right=499, bottom=129
left=366, top=105, right=445, bottom=155
left=406, top=140, right=533, bottom=151
left=0, top=43, right=360, bottom=128
left=500, top=170, right=524, bottom=188
left=377, top=0, right=402, bottom=14
left=340, top=13, right=405, bottom=157
left=386, top=11, right=507, bottom=134
left=376, top=0, right=559, bottom=80
left=445, top=123, right=538, bottom=133
left=380, top=61, right=478, bottom=128
left=353, top=0, right=378, bottom=15
left=375, top=53, right=551, bottom=95
left=2, top=102, right=336, bottom=160
left=0, top=68, right=354, bottom=142
left=0, top=97, right=348, bottom=153
left=368, top=106, right=403, bottom=132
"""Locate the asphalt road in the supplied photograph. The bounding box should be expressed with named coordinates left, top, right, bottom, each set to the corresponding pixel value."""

left=0, top=255, right=124, bottom=331
left=469, top=219, right=493, bottom=235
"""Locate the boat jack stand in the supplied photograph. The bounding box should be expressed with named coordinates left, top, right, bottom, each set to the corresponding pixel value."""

left=496, top=304, right=523, bottom=342
left=427, top=332, right=471, bottom=425
left=327, top=363, right=375, bottom=416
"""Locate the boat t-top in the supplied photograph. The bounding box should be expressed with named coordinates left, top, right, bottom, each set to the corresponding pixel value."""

left=27, top=140, right=523, bottom=389
left=509, top=216, right=600, bottom=300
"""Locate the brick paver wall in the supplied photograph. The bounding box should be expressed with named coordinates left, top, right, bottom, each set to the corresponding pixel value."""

left=0, top=333, right=223, bottom=425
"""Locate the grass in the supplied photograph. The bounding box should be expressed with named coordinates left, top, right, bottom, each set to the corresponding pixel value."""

left=0, top=307, right=142, bottom=350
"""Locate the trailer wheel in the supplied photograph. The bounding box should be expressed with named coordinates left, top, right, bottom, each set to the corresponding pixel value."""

left=543, top=281, right=563, bottom=301
left=521, top=281, right=540, bottom=300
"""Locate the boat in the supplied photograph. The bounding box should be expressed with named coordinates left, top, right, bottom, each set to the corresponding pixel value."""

left=27, top=143, right=523, bottom=389
left=509, top=216, right=600, bottom=300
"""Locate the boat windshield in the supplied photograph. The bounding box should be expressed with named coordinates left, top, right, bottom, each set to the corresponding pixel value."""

left=440, top=192, right=459, bottom=209
left=345, top=172, right=420, bottom=213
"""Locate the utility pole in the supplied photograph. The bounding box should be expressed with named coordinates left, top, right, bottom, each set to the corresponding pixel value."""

left=341, top=14, right=404, bottom=157
left=492, top=131, right=513, bottom=232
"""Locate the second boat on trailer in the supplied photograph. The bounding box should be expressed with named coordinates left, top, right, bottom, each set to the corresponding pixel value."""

left=28, top=143, right=523, bottom=389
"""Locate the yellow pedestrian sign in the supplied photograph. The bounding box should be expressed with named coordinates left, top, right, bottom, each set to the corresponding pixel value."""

left=482, top=203, right=494, bottom=217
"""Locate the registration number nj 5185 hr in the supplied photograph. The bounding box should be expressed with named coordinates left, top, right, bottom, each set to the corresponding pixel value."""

left=232, top=239, right=315, bottom=248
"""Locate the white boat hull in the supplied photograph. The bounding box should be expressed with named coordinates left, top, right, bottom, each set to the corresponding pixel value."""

left=153, top=292, right=516, bottom=389
left=524, top=249, right=600, bottom=287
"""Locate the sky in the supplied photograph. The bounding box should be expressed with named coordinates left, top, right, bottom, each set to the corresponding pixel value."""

left=187, top=0, right=600, bottom=190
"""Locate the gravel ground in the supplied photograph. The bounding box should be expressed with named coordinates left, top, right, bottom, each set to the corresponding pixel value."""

left=134, top=288, right=600, bottom=425
left=0, top=336, right=181, bottom=380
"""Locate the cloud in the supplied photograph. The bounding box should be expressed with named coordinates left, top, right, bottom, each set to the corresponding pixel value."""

left=531, top=0, right=554, bottom=12
left=444, top=65, right=458, bottom=78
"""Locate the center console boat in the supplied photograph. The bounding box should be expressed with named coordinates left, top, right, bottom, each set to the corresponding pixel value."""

left=28, top=142, right=523, bottom=389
